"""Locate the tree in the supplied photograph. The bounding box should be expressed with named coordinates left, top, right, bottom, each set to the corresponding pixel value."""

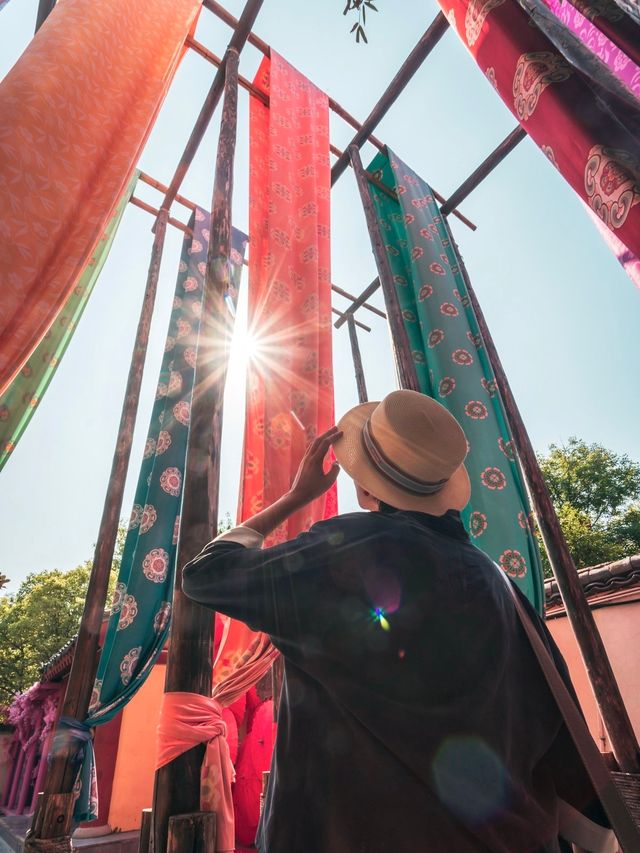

left=0, top=525, right=126, bottom=711
left=538, top=438, right=640, bottom=574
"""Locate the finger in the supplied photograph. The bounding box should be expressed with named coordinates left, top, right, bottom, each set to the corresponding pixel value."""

left=324, top=461, right=341, bottom=488
left=312, top=427, right=341, bottom=452
left=313, top=430, right=343, bottom=459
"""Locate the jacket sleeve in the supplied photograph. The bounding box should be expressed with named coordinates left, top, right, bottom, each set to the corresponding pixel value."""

left=181, top=516, right=353, bottom=643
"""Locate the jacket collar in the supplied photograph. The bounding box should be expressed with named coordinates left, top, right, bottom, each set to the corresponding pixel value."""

left=379, top=504, right=470, bottom=541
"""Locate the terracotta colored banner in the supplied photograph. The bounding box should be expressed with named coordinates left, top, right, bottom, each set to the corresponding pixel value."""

left=0, top=0, right=201, bottom=394
left=239, top=51, right=336, bottom=543
left=0, top=173, right=138, bottom=472
left=438, top=0, right=640, bottom=263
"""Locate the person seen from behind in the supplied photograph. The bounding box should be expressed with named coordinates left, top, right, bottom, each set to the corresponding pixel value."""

left=183, top=389, right=608, bottom=853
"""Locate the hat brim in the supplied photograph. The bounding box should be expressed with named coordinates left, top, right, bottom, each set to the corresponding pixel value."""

left=334, top=401, right=471, bottom=516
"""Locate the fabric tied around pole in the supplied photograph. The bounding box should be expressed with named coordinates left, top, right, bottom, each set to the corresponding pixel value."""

left=156, top=692, right=236, bottom=853
left=54, top=716, right=98, bottom=824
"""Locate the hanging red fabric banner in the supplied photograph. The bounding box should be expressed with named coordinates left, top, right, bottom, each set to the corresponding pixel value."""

left=212, top=52, right=336, bottom=847
left=437, top=0, right=640, bottom=262
left=0, top=0, right=201, bottom=394
left=239, top=51, right=336, bottom=541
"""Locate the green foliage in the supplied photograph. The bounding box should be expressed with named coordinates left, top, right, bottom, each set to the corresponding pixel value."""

left=538, top=438, right=640, bottom=575
left=217, top=512, right=233, bottom=534
left=0, top=525, right=126, bottom=710
left=343, top=0, right=378, bottom=43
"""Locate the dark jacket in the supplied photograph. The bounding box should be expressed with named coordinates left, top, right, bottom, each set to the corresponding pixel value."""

left=183, top=507, right=596, bottom=853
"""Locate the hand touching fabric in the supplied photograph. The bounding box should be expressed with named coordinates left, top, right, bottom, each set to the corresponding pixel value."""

left=239, top=427, right=342, bottom=540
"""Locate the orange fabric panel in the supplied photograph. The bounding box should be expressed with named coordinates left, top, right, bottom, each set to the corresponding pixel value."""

left=0, top=0, right=201, bottom=393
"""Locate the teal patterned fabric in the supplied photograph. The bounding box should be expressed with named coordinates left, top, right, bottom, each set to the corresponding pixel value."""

left=367, top=148, right=544, bottom=612
left=71, top=209, right=247, bottom=822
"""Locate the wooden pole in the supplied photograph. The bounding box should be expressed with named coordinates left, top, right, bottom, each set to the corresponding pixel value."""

left=350, top=145, right=420, bottom=392
left=198, top=1, right=476, bottom=231
left=443, top=220, right=640, bottom=774
left=332, top=307, right=371, bottom=333
left=347, top=315, right=369, bottom=404
left=331, top=13, right=450, bottom=185
left=158, top=0, right=264, bottom=215
left=25, top=211, right=170, bottom=852
left=334, top=278, right=382, bottom=328
left=441, top=127, right=527, bottom=216
left=130, top=187, right=378, bottom=326
left=167, top=812, right=216, bottom=853
left=152, top=48, right=241, bottom=853
left=35, top=0, right=56, bottom=31
left=139, top=808, right=153, bottom=853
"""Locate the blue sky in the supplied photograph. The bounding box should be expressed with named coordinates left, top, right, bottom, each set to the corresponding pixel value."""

left=1, top=0, right=639, bottom=592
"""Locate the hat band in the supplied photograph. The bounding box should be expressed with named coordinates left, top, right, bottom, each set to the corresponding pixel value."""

left=362, top=418, right=448, bottom=496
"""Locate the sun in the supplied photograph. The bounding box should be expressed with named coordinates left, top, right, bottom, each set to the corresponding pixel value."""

left=233, top=323, right=263, bottom=364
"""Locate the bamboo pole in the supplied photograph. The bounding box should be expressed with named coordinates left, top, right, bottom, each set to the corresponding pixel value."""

left=35, top=0, right=56, bottom=31
left=334, top=278, right=382, bottom=328
left=158, top=0, right=265, bottom=215
left=332, top=307, right=371, bottom=333
left=443, top=219, right=640, bottom=774
left=347, top=315, right=369, bottom=404
left=331, top=13, right=450, bottom=185
left=350, top=145, right=420, bottom=392
left=130, top=178, right=381, bottom=324
left=197, top=1, right=475, bottom=231
left=152, top=48, right=241, bottom=853
left=25, top=211, right=170, bottom=851
left=441, top=127, right=527, bottom=216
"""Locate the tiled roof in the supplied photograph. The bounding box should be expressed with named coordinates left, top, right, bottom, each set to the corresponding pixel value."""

left=40, top=634, right=78, bottom=682
left=545, top=554, right=640, bottom=611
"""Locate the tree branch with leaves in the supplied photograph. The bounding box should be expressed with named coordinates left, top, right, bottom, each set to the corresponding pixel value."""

left=343, top=0, right=378, bottom=43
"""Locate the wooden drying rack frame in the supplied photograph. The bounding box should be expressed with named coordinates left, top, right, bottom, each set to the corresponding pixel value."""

left=26, top=1, right=639, bottom=851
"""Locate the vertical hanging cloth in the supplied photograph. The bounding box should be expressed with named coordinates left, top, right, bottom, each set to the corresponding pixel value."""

left=366, top=148, right=544, bottom=613
left=0, top=0, right=201, bottom=395
left=218, top=50, right=335, bottom=681
left=0, top=173, right=138, bottom=472
left=209, top=51, right=335, bottom=847
left=542, top=0, right=640, bottom=72
left=72, top=210, right=247, bottom=823
left=240, top=50, right=336, bottom=540
left=437, top=0, right=640, bottom=265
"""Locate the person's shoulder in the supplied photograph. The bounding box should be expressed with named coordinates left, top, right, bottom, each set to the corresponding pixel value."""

left=307, top=511, right=398, bottom=541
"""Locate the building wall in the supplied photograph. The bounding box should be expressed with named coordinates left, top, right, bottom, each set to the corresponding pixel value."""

left=107, top=662, right=166, bottom=832
left=546, top=599, right=640, bottom=752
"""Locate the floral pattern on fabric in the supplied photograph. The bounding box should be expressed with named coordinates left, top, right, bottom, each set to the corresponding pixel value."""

left=367, top=149, right=544, bottom=612
left=240, top=50, right=336, bottom=546
left=438, top=0, right=640, bottom=266
left=85, top=212, right=246, bottom=729
left=544, top=0, right=640, bottom=84
left=210, top=58, right=336, bottom=819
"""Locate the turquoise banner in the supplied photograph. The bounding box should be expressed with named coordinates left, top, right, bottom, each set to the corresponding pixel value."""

left=367, top=148, right=544, bottom=612
left=71, top=210, right=247, bottom=822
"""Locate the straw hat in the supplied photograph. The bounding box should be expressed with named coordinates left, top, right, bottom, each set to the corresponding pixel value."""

left=334, top=390, right=471, bottom=515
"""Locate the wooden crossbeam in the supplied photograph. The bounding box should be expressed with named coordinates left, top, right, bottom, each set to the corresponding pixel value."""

left=441, top=127, right=527, bottom=216
left=158, top=0, right=265, bottom=214
left=330, top=13, right=450, bottom=185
